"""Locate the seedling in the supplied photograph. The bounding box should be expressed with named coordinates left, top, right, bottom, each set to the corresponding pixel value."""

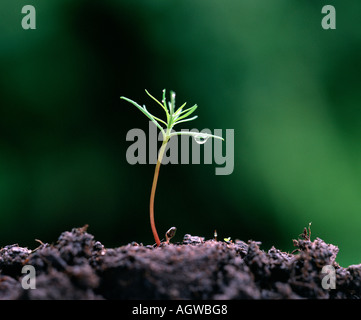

left=121, top=89, right=224, bottom=246
left=214, top=230, right=218, bottom=241
left=224, top=237, right=232, bottom=243
left=165, top=227, right=177, bottom=244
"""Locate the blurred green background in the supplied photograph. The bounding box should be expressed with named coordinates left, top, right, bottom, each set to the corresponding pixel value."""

left=0, top=0, right=360, bottom=266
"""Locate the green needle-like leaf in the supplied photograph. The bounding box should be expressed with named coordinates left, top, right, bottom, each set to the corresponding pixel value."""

left=169, top=131, right=224, bottom=141
left=173, top=115, right=198, bottom=126
left=170, top=90, right=176, bottom=115
left=150, top=113, right=168, bottom=127
left=174, top=102, right=187, bottom=117
left=162, top=89, right=168, bottom=114
left=121, top=96, right=164, bottom=134
left=174, top=104, right=198, bottom=122
left=145, top=89, right=169, bottom=122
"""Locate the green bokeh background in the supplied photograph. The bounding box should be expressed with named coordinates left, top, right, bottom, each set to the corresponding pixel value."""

left=1, top=0, right=360, bottom=266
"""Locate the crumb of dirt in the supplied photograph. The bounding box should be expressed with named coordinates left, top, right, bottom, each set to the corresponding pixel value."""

left=0, top=226, right=360, bottom=299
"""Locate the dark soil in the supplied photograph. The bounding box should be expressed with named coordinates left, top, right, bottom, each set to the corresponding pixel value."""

left=0, top=225, right=360, bottom=299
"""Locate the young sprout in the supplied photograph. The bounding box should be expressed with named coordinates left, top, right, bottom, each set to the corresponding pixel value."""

left=214, top=230, right=218, bottom=241
left=224, top=237, right=232, bottom=244
left=121, top=89, right=224, bottom=246
left=165, top=227, right=177, bottom=244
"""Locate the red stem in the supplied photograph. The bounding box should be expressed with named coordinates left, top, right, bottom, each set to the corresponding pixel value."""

left=149, top=139, right=168, bottom=246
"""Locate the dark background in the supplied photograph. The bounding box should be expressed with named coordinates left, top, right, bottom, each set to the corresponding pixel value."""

left=1, top=0, right=360, bottom=266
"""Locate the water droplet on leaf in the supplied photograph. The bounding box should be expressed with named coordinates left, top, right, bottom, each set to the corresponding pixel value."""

left=194, top=134, right=209, bottom=144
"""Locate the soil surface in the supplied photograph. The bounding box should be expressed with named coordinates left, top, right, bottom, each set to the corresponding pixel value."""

left=0, top=225, right=360, bottom=299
